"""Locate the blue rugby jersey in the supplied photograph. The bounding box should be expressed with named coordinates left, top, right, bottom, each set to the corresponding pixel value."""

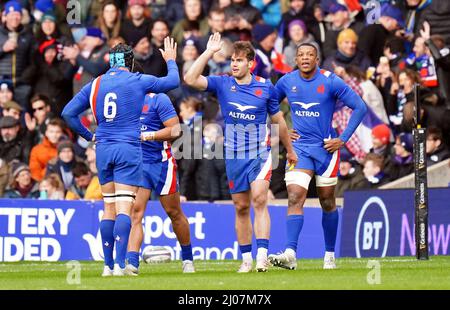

left=275, top=67, right=367, bottom=147
left=206, top=74, right=279, bottom=158
left=140, top=93, right=177, bottom=163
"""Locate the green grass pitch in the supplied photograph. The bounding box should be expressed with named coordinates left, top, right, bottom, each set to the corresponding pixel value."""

left=1, top=256, right=450, bottom=290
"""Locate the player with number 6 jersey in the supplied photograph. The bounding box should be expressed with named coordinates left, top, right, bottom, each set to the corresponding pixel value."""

left=62, top=39, right=180, bottom=276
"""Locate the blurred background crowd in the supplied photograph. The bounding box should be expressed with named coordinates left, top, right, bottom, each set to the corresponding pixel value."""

left=0, top=0, right=449, bottom=202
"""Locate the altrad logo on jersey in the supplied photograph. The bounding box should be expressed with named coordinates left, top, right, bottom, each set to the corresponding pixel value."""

left=228, top=102, right=257, bottom=120
left=292, top=101, right=320, bottom=117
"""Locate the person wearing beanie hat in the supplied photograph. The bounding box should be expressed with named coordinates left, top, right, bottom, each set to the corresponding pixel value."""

left=33, top=0, right=55, bottom=22
left=3, top=162, right=40, bottom=198
left=252, top=23, right=276, bottom=43
left=46, top=140, right=76, bottom=190
left=322, top=28, right=371, bottom=72
left=284, top=19, right=321, bottom=68
left=252, top=23, right=277, bottom=78
left=390, top=132, right=414, bottom=179
left=3, top=1, right=22, bottom=16
left=335, top=147, right=366, bottom=197
left=371, top=124, right=391, bottom=148
left=128, top=0, right=146, bottom=7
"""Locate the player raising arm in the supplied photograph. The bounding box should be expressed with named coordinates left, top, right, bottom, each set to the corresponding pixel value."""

left=184, top=33, right=297, bottom=273
left=62, top=37, right=179, bottom=276
left=269, top=43, right=367, bottom=270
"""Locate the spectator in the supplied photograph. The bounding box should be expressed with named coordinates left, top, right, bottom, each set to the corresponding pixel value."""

left=178, top=97, right=209, bottom=201
left=97, top=1, right=122, bottom=41
left=362, top=153, right=390, bottom=189
left=172, top=0, right=210, bottom=45
left=346, top=66, right=389, bottom=124
left=85, top=142, right=97, bottom=174
left=387, top=68, right=419, bottom=129
left=322, top=3, right=364, bottom=59
left=283, top=19, right=320, bottom=68
left=369, top=123, right=395, bottom=174
left=29, top=118, right=64, bottom=181
left=1, top=100, right=22, bottom=120
left=3, top=162, right=40, bottom=198
left=22, top=38, right=75, bottom=116
left=200, top=8, right=225, bottom=48
left=222, top=2, right=255, bottom=42
left=34, top=12, right=72, bottom=46
left=0, top=1, right=35, bottom=109
left=119, top=0, right=151, bottom=47
left=150, top=18, right=170, bottom=51
left=402, top=0, right=433, bottom=43
left=252, top=23, right=277, bottom=79
left=406, top=35, right=438, bottom=89
left=357, top=3, right=404, bottom=66
left=0, top=80, right=14, bottom=110
left=224, top=0, right=262, bottom=26
left=280, top=0, right=311, bottom=41
left=65, top=162, right=102, bottom=200
left=24, top=94, right=54, bottom=144
left=322, top=28, right=371, bottom=72
left=415, top=0, right=450, bottom=47
left=0, top=116, right=33, bottom=164
left=421, top=22, right=450, bottom=107
left=0, top=158, right=9, bottom=196
left=45, top=140, right=77, bottom=190
left=335, top=150, right=366, bottom=197
left=62, top=27, right=109, bottom=94
left=390, top=132, right=414, bottom=180
left=133, top=26, right=167, bottom=77
left=39, top=173, right=65, bottom=200
left=426, top=127, right=450, bottom=166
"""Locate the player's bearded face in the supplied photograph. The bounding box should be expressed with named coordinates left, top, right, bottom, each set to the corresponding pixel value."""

left=296, top=46, right=318, bottom=74
left=231, top=53, right=251, bottom=78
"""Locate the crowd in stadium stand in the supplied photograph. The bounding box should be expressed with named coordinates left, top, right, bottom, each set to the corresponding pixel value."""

left=0, top=0, right=449, bottom=201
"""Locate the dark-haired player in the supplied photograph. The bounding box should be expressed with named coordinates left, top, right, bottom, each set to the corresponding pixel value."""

left=62, top=38, right=180, bottom=276
left=269, top=43, right=367, bottom=270
left=184, top=33, right=297, bottom=273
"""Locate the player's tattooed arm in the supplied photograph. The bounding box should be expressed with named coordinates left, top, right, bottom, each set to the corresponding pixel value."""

left=184, top=32, right=223, bottom=90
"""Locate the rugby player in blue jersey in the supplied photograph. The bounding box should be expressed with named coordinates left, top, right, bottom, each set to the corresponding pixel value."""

left=184, top=33, right=297, bottom=273
left=125, top=93, right=195, bottom=275
left=269, top=43, right=367, bottom=270
left=62, top=38, right=180, bottom=276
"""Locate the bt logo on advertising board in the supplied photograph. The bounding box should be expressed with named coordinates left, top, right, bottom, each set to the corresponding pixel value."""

left=355, top=197, right=390, bottom=258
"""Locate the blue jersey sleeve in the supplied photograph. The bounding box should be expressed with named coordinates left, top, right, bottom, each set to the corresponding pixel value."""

left=267, top=83, right=280, bottom=116
left=138, top=60, right=180, bottom=93
left=332, top=75, right=368, bottom=143
left=206, top=75, right=224, bottom=94
left=61, top=82, right=93, bottom=142
left=156, top=94, right=177, bottom=123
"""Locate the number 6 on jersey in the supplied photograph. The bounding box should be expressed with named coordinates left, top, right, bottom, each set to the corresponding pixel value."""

left=104, top=92, right=117, bottom=121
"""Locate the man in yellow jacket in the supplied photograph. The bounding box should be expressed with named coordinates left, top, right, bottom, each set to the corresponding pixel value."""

left=66, top=162, right=102, bottom=200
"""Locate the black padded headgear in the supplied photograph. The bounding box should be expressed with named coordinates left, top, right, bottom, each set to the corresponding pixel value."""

left=109, top=43, right=134, bottom=70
